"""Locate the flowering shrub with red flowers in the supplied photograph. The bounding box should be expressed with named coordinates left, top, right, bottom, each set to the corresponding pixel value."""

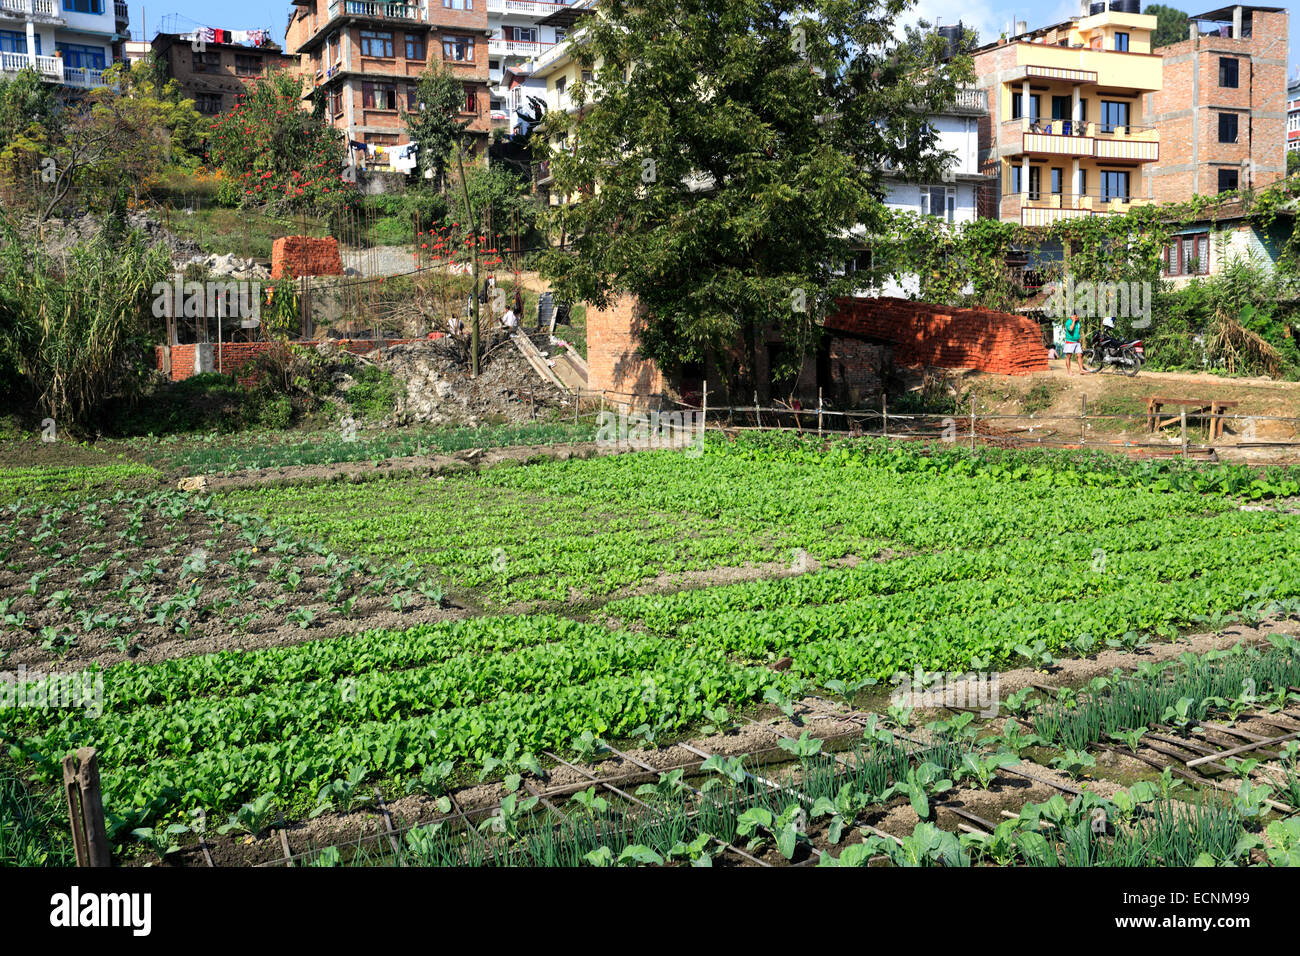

left=205, top=73, right=354, bottom=213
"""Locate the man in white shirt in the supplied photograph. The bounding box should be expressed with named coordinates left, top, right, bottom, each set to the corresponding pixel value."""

left=501, top=307, right=519, bottom=330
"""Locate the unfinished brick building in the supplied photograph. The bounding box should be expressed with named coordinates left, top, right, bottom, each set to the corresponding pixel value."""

left=1146, top=5, right=1289, bottom=201
left=285, top=0, right=492, bottom=169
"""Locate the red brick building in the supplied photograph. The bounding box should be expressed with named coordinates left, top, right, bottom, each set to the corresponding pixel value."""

left=151, top=33, right=299, bottom=116
left=285, top=0, right=491, bottom=168
left=1146, top=5, right=1289, bottom=201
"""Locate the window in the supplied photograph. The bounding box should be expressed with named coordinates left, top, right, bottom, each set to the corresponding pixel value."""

left=443, top=0, right=473, bottom=8
left=406, top=35, right=425, bottom=60
left=581, top=70, right=593, bottom=84
left=195, top=94, right=223, bottom=114
left=62, top=0, right=103, bottom=12
left=1011, top=165, right=1040, bottom=200
left=1099, top=100, right=1129, bottom=133
left=192, top=50, right=221, bottom=72
left=235, top=55, right=261, bottom=76
left=1099, top=170, right=1130, bottom=202
left=1219, top=57, right=1238, bottom=88
left=1050, top=167, right=1063, bottom=195
left=330, top=90, right=343, bottom=116
left=489, top=59, right=499, bottom=71
left=1164, top=234, right=1209, bottom=276
left=1218, top=112, right=1238, bottom=143
left=0, top=31, right=37, bottom=54
left=513, top=27, right=537, bottom=43
left=1051, top=95, right=1072, bottom=121
left=1114, top=32, right=1129, bottom=52
left=921, top=186, right=956, bottom=222
left=1218, top=168, right=1239, bottom=193
left=360, top=30, right=394, bottom=58
left=362, top=82, right=398, bottom=110
left=462, top=84, right=477, bottom=114
left=1079, top=168, right=1087, bottom=198
left=1011, top=92, right=1040, bottom=121
left=442, top=35, right=474, bottom=61
left=56, top=43, right=106, bottom=70
left=555, top=28, right=566, bottom=42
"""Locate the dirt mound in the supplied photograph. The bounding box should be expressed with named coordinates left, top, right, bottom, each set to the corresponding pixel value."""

left=364, top=332, right=569, bottom=426
left=16, top=210, right=203, bottom=264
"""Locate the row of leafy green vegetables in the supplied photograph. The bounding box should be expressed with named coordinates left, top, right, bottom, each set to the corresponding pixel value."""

left=6, top=546, right=1300, bottom=831
left=718, top=432, right=1300, bottom=499
left=215, top=445, right=1242, bottom=605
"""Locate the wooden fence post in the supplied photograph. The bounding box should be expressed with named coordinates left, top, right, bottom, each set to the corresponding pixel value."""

left=1081, top=394, right=1087, bottom=446
left=1181, top=406, right=1188, bottom=459
left=63, top=748, right=112, bottom=867
left=701, top=380, right=708, bottom=433
left=881, top=392, right=888, bottom=438
left=817, top=388, right=823, bottom=438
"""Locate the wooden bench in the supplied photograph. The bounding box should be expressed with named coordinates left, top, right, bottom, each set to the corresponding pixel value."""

left=1147, top=396, right=1239, bottom=440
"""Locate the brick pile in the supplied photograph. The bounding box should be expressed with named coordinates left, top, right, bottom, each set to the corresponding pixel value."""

left=270, top=237, right=344, bottom=279
left=827, top=297, right=1047, bottom=376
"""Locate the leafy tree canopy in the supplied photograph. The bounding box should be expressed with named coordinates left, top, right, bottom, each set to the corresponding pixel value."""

left=1147, top=4, right=1190, bottom=50
left=540, top=0, right=974, bottom=389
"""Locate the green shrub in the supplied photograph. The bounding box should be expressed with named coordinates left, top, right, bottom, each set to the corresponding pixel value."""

left=347, top=365, right=398, bottom=421
left=257, top=394, right=294, bottom=430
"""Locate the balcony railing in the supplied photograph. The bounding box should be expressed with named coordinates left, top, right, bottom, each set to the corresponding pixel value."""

left=486, top=0, right=574, bottom=14
left=114, top=0, right=127, bottom=22
left=0, top=52, right=115, bottom=89
left=0, top=0, right=61, bottom=19
left=950, top=88, right=985, bottom=111
left=489, top=35, right=556, bottom=56
left=327, top=0, right=422, bottom=22
left=1010, top=190, right=1152, bottom=226
left=1017, top=120, right=1158, bottom=163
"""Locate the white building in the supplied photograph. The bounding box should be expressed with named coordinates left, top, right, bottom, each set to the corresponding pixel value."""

left=869, top=90, right=991, bottom=296
left=487, top=0, right=591, bottom=133
left=0, top=0, right=129, bottom=90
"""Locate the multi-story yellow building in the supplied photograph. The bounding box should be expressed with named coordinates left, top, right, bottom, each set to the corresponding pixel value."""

left=972, top=1, right=1163, bottom=226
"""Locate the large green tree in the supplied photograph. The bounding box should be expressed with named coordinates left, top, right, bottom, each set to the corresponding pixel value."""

left=403, top=65, right=471, bottom=188
left=539, top=0, right=973, bottom=393
left=1147, top=4, right=1190, bottom=50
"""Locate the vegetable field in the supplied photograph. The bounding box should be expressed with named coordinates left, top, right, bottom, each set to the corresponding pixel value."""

left=4, top=432, right=1300, bottom=867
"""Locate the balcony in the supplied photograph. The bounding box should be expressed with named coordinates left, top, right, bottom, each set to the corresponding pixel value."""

left=486, top=0, right=573, bottom=15
left=1007, top=41, right=1162, bottom=93
left=0, top=52, right=114, bottom=89
left=489, top=35, right=555, bottom=57
left=1010, top=191, right=1152, bottom=227
left=1017, top=119, right=1159, bottom=164
left=114, top=0, right=127, bottom=24
left=0, top=0, right=62, bottom=21
left=327, top=0, right=423, bottom=22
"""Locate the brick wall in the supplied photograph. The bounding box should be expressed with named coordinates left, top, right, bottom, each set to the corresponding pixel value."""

left=271, top=236, right=345, bottom=279
left=585, top=295, right=667, bottom=400
left=1148, top=9, right=1289, bottom=203
left=155, top=338, right=433, bottom=384
left=828, top=297, right=1047, bottom=376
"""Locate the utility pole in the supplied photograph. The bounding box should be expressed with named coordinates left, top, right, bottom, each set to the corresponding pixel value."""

left=456, top=141, right=480, bottom=377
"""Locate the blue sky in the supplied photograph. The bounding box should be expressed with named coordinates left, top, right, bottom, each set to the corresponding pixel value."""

left=135, top=1, right=1299, bottom=78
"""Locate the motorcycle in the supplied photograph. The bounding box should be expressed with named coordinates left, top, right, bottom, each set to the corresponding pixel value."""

left=1082, top=337, right=1144, bottom=377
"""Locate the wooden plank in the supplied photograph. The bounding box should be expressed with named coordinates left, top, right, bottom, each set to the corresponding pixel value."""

left=374, top=788, right=404, bottom=863
left=1187, top=729, right=1300, bottom=768
left=62, top=754, right=89, bottom=867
